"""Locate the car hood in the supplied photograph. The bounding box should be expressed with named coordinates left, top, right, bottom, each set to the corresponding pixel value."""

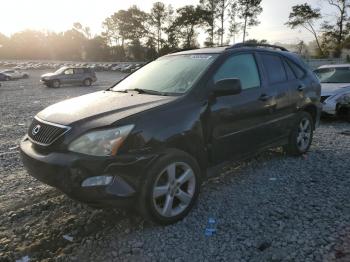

left=41, top=73, right=56, bottom=78
left=37, top=91, right=177, bottom=126
left=321, top=83, right=350, bottom=96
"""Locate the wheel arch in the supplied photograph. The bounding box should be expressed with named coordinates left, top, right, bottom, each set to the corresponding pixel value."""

left=300, top=104, right=318, bottom=129
left=165, top=134, right=208, bottom=178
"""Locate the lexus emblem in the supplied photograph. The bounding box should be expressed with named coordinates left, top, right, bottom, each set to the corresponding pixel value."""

left=32, top=125, right=41, bottom=136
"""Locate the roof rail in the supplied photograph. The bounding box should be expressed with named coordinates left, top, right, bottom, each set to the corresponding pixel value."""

left=226, top=43, right=289, bottom=52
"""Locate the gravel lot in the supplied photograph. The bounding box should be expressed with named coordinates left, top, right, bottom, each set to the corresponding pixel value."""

left=0, top=70, right=350, bottom=262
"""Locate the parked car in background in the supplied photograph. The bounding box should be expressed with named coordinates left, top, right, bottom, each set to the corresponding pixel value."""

left=0, top=72, right=9, bottom=81
left=0, top=70, right=29, bottom=80
left=314, top=64, right=350, bottom=121
left=21, top=43, right=321, bottom=225
left=41, top=67, right=97, bottom=88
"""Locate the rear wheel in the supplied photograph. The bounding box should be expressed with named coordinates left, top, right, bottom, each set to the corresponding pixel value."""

left=284, top=112, right=314, bottom=156
left=5, top=76, right=11, bottom=81
left=139, top=149, right=201, bottom=225
left=51, top=80, right=60, bottom=88
left=83, top=78, right=92, bottom=87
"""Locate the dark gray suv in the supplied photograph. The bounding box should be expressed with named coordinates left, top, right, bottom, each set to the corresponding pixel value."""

left=41, top=67, right=97, bottom=88
left=22, top=43, right=321, bottom=224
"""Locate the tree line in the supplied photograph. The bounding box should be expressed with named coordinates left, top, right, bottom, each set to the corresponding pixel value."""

left=0, top=0, right=349, bottom=61
left=0, top=0, right=264, bottom=61
left=286, top=0, right=350, bottom=58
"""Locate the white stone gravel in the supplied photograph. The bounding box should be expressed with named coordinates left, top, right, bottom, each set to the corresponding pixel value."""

left=0, top=70, right=349, bottom=261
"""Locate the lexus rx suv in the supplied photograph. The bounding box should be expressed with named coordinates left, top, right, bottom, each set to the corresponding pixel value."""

left=20, top=43, right=321, bottom=225
left=41, top=66, right=97, bottom=88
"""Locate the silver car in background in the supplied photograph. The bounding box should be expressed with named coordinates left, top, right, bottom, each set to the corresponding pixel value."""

left=0, top=69, right=29, bottom=80
left=314, top=64, right=350, bottom=122
left=41, top=66, right=97, bottom=88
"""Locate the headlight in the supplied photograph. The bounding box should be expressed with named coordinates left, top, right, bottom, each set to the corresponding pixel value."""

left=68, top=125, right=134, bottom=156
left=336, top=93, right=350, bottom=104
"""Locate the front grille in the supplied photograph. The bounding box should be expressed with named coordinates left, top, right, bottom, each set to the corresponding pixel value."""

left=321, top=96, right=330, bottom=103
left=28, top=117, right=70, bottom=146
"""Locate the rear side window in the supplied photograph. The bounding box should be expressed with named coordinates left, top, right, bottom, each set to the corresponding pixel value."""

left=74, top=68, right=84, bottom=74
left=286, top=60, right=305, bottom=79
left=261, top=54, right=287, bottom=84
left=214, top=53, right=260, bottom=90
left=283, top=60, right=296, bottom=80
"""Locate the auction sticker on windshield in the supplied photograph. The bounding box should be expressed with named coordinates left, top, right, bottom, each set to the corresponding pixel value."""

left=190, top=55, right=212, bottom=60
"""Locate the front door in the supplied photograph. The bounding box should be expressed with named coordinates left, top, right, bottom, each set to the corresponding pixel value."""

left=62, top=68, right=75, bottom=84
left=209, top=52, right=278, bottom=163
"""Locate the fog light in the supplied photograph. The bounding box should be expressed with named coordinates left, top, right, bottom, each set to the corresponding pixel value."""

left=81, top=176, right=113, bottom=187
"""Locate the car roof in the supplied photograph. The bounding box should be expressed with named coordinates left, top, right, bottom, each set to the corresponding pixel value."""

left=167, top=45, right=291, bottom=57
left=318, top=64, right=350, bottom=69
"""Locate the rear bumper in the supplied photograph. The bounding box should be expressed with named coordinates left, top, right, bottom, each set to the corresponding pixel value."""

left=20, top=137, right=156, bottom=207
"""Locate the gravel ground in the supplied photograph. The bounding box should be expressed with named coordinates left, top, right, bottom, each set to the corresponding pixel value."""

left=0, top=70, right=350, bottom=262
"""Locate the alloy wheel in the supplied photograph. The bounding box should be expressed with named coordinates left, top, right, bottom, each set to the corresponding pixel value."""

left=152, top=162, right=196, bottom=218
left=297, top=117, right=312, bottom=151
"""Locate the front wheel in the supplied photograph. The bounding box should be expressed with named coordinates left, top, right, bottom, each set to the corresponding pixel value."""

left=51, top=80, right=60, bottom=88
left=284, top=112, right=314, bottom=156
left=83, top=78, right=92, bottom=87
left=139, top=149, right=201, bottom=225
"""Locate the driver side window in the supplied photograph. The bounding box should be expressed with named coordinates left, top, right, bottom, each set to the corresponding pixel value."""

left=214, top=53, right=261, bottom=90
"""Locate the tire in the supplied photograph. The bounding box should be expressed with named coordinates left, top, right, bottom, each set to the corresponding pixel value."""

left=51, top=80, right=60, bottom=88
left=138, top=149, right=201, bottom=225
left=23, top=74, right=29, bottom=79
left=284, top=111, right=314, bottom=156
left=346, top=108, right=350, bottom=123
left=83, top=78, right=92, bottom=87
left=5, top=76, right=11, bottom=81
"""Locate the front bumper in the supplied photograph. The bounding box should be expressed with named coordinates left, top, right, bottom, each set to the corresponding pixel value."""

left=20, top=138, right=156, bottom=207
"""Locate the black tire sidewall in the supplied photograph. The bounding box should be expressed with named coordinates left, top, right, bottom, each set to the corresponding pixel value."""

left=84, top=79, right=92, bottom=86
left=52, top=80, right=60, bottom=88
left=139, top=149, right=201, bottom=225
left=287, top=112, right=314, bottom=156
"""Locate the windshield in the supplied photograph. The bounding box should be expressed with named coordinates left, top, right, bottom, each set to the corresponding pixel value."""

left=111, top=54, right=218, bottom=95
left=55, top=67, right=67, bottom=74
left=314, top=67, right=350, bottom=83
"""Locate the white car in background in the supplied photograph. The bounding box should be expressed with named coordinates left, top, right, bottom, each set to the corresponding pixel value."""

left=314, top=64, right=350, bottom=122
left=0, top=69, right=29, bottom=80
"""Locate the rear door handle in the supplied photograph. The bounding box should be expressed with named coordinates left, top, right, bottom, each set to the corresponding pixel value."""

left=297, top=85, right=305, bottom=92
left=259, top=94, right=272, bottom=101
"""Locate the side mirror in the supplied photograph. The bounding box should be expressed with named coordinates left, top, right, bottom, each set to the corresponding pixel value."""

left=213, top=78, right=242, bottom=97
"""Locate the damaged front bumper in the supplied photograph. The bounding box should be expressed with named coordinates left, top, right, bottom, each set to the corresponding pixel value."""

left=321, top=95, right=350, bottom=116
left=20, top=137, right=156, bottom=208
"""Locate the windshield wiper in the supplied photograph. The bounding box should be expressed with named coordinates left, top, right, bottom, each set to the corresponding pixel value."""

left=127, top=88, right=170, bottom=96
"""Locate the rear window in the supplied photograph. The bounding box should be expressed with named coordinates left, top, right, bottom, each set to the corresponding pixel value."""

left=261, top=54, right=287, bottom=84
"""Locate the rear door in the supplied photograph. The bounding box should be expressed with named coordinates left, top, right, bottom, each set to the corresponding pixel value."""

left=257, top=52, right=295, bottom=139
left=73, top=68, right=85, bottom=84
left=209, top=52, right=278, bottom=163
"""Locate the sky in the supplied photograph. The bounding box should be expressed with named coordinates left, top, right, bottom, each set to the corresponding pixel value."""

left=0, top=0, right=335, bottom=45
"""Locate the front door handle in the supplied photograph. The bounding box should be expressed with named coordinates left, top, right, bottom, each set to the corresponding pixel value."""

left=259, top=94, right=272, bottom=101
